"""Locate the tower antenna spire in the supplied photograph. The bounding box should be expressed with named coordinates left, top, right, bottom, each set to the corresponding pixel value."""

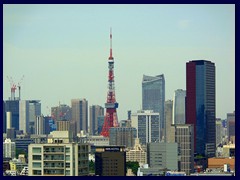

left=109, top=27, right=113, bottom=59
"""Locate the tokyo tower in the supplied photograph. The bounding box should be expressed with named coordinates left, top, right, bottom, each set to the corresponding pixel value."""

left=101, top=29, right=119, bottom=137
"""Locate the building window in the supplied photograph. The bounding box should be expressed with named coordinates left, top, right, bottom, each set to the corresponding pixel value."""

left=33, top=162, right=42, bottom=168
left=32, top=147, right=42, bottom=153
left=33, top=155, right=42, bottom=160
left=33, top=170, right=41, bottom=175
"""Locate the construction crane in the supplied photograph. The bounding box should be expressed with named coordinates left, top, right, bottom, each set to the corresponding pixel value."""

left=7, top=76, right=17, bottom=100
left=18, top=75, right=24, bottom=100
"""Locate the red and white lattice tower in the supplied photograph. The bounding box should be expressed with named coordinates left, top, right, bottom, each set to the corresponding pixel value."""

left=100, top=29, right=119, bottom=137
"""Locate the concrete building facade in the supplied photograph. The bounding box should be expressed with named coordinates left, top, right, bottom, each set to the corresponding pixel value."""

left=28, top=131, right=89, bottom=176
left=147, top=142, right=178, bottom=171
left=89, top=105, right=104, bottom=135
left=126, top=138, right=147, bottom=165
left=131, top=110, right=160, bottom=145
left=170, top=124, right=194, bottom=175
left=71, top=99, right=88, bottom=135
left=109, top=127, right=136, bottom=148
left=3, top=138, right=16, bottom=159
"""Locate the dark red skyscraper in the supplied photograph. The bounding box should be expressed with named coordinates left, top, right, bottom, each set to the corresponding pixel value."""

left=186, top=60, right=216, bottom=157
left=101, top=29, right=119, bottom=137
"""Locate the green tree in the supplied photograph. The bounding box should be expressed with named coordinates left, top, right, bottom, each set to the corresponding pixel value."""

left=89, top=160, right=95, bottom=174
left=126, top=161, right=139, bottom=175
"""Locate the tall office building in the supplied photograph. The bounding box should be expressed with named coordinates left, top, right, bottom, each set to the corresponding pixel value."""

left=4, top=100, right=19, bottom=132
left=216, top=118, right=222, bottom=147
left=19, top=100, right=41, bottom=134
left=131, top=110, right=160, bottom=145
left=98, top=116, right=105, bottom=135
left=109, top=127, right=137, bottom=148
left=172, top=89, right=186, bottom=124
left=147, top=142, right=178, bottom=171
left=95, top=146, right=126, bottom=176
left=164, top=100, right=173, bottom=142
left=29, top=100, right=41, bottom=134
left=227, top=111, right=235, bottom=143
left=89, top=105, right=104, bottom=135
left=170, top=124, right=194, bottom=175
left=186, top=60, right=216, bottom=157
left=35, top=115, right=46, bottom=135
left=142, top=74, right=165, bottom=140
left=19, top=100, right=30, bottom=134
left=3, top=138, right=16, bottom=159
left=71, top=99, right=88, bottom=134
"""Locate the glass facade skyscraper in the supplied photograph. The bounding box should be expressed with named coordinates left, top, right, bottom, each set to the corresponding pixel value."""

left=142, top=74, right=165, bottom=140
left=172, top=89, right=186, bottom=125
left=186, top=60, right=215, bottom=157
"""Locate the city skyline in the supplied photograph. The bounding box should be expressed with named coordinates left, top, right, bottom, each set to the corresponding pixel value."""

left=3, top=4, right=235, bottom=121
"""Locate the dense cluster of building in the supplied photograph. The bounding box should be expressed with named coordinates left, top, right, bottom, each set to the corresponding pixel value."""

left=3, top=54, right=235, bottom=177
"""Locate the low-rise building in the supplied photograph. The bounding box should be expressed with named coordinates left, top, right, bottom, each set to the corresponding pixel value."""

left=126, top=138, right=147, bottom=165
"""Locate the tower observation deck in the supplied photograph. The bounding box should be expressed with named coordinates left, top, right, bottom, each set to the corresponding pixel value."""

left=101, top=29, right=119, bottom=137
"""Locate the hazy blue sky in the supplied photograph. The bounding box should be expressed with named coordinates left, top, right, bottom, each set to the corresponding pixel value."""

left=3, top=4, right=235, bottom=120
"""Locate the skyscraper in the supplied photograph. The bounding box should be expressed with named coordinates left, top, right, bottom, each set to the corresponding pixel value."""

left=172, top=89, right=186, bottom=125
left=131, top=110, right=160, bottom=145
left=170, top=124, right=194, bottom=175
left=89, top=105, right=104, bottom=135
left=4, top=100, right=19, bottom=132
left=71, top=98, right=88, bottom=134
left=142, top=74, right=165, bottom=140
left=19, top=100, right=41, bottom=134
left=35, top=115, right=46, bottom=135
left=227, top=111, right=235, bottom=143
left=29, top=100, right=41, bottom=134
left=186, top=60, right=216, bottom=157
left=19, top=100, right=30, bottom=134
left=164, top=100, right=173, bottom=143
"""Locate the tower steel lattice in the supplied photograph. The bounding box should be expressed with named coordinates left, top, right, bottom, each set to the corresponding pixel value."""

left=101, top=29, right=119, bottom=137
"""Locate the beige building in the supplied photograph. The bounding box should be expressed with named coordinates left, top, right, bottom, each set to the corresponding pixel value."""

left=223, top=144, right=235, bottom=157
left=28, top=131, right=89, bottom=176
left=126, top=138, right=146, bottom=165
left=56, top=120, right=70, bottom=131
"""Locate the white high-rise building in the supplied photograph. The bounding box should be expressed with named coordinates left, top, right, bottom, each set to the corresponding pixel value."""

left=131, top=110, right=160, bottom=145
left=19, top=100, right=41, bottom=134
left=28, top=131, right=89, bottom=176
left=3, top=138, right=16, bottom=159
left=172, top=89, right=186, bottom=124
left=19, top=100, right=30, bottom=134
left=35, top=115, right=45, bottom=135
